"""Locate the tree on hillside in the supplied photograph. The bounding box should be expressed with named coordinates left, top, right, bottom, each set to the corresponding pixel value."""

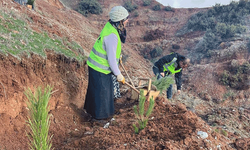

left=77, top=0, right=103, bottom=17
left=124, top=1, right=138, bottom=12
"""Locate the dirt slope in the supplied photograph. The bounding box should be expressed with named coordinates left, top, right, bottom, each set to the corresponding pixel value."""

left=0, top=0, right=249, bottom=149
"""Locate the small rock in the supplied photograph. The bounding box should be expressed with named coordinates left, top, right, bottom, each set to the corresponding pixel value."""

left=197, top=131, right=208, bottom=139
left=85, top=127, right=91, bottom=131
left=149, top=128, right=155, bottom=132
left=119, top=109, right=125, bottom=113
left=103, top=122, right=110, bottom=128
left=84, top=131, right=93, bottom=135
left=74, top=140, right=79, bottom=147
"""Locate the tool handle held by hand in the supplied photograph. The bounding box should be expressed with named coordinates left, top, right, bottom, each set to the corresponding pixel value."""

left=120, top=58, right=135, bottom=88
left=125, top=82, right=140, bottom=94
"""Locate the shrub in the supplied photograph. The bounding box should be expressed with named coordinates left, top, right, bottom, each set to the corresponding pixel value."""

left=124, top=1, right=138, bottom=12
left=184, top=0, right=250, bottom=51
left=143, top=0, right=151, bottom=6
left=215, top=23, right=238, bottom=39
left=247, top=39, right=250, bottom=53
left=164, top=6, right=174, bottom=12
left=150, top=46, right=163, bottom=58
left=223, top=90, right=235, bottom=100
left=220, top=70, right=230, bottom=85
left=152, top=4, right=161, bottom=11
left=133, top=90, right=155, bottom=134
left=77, top=0, right=102, bottom=17
left=134, top=11, right=139, bottom=17
left=201, top=29, right=221, bottom=51
left=172, top=44, right=180, bottom=49
left=221, top=130, right=228, bottom=137
left=219, top=62, right=250, bottom=90
left=25, top=85, right=53, bottom=150
left=143, top=28, right=165, bottom=41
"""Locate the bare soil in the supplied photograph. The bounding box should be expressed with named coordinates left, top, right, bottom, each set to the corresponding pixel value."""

left=0, top=0, right=249, bottom=149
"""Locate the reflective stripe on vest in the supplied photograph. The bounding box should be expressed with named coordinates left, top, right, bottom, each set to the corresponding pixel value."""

left=163, top=57, right=182, bottom=75
left=87, top=22, right=121, bottom=74
left=90, top=47, right=119, bottom=62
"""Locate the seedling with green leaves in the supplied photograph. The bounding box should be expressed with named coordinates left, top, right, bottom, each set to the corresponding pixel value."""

left=25, top=85, right=53, bottom=150
left=133, top=90, right=155, bottom=134
left=152, top=76, right=174, bottom=94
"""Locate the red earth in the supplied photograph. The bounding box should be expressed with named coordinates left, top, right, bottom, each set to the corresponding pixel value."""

left=0, top=0, right=249, bottom=149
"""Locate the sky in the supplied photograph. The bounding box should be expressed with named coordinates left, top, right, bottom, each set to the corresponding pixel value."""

left=156, top=0, right=240, bottom=8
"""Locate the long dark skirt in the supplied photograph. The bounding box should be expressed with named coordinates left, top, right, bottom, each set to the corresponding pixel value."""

left=84, top=66, right=114, bottom=119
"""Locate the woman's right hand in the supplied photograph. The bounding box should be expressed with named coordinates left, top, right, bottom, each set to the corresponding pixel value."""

left=160, top=72, right=165, bottom=77
left=117, top=74, right=125, bottom=84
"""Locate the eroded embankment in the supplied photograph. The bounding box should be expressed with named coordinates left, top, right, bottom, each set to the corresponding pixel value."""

left=0, top=52, right=88, bottom=149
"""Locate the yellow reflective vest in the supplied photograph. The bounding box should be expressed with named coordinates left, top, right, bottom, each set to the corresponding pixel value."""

left=163, top=57, right=182, bottom=75
left=87, top=22, right=121, bottom=74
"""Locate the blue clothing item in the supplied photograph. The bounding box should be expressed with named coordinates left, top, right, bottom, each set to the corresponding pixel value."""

left=167, top=84, right=173, bottom=99
left=14, top=0, right=27, bottom=5
left=152, top=66, right=173, bottom=99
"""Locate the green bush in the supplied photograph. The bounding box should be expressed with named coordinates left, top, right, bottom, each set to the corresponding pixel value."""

left=223, top=90, right=235, bottom=100
left=143, top=0, right=151, bottom=6
left=221, top=130, right=228, bottom=137
left=247, top=40, right=250, bottom=53
left=134, top=11, right=139, bottom=17
left=184, top=0, right=250, bottom=53
left=219, top=62, right=250, bottom=90
left=143, top=28, right=165, bottom=41
left=124, top=1, right=138, bottom=12
left=152, top=4, right=161, bottom=11
left=164, top=6, right=174, bottom=12
left=220, top=70, right=230, bottom=85
left=201, top=29, right=221, bottom=51
left=215, top=23, right=244, bottom=39
left=150, top=46, right=163, bottom=58
left=77, top=0, right=103, bottom=17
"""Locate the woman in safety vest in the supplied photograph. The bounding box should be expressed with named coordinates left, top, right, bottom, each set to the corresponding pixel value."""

left=152, top=53, right=190, bottom=100
left=84, top=6, right=129, bottom=120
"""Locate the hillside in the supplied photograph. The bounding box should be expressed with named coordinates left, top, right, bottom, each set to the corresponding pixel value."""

left=0, top=0, right=249, bottom=149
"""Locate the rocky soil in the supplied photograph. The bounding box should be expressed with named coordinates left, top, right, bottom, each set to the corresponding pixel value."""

left=0, top=0, right=249, bottom=149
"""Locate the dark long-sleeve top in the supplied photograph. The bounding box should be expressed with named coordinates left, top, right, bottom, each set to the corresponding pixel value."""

left=154, top=53, right=186, bottom=90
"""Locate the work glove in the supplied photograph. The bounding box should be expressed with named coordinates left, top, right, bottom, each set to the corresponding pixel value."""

left=117, top=74, right=125, bottom=84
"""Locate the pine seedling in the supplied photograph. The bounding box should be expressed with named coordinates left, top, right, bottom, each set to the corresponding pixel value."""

left=133, top=90, right=155, bottom=134
left=152, top=76, right=174, bottom=94
left=25, top=85, right=53, bottom=150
